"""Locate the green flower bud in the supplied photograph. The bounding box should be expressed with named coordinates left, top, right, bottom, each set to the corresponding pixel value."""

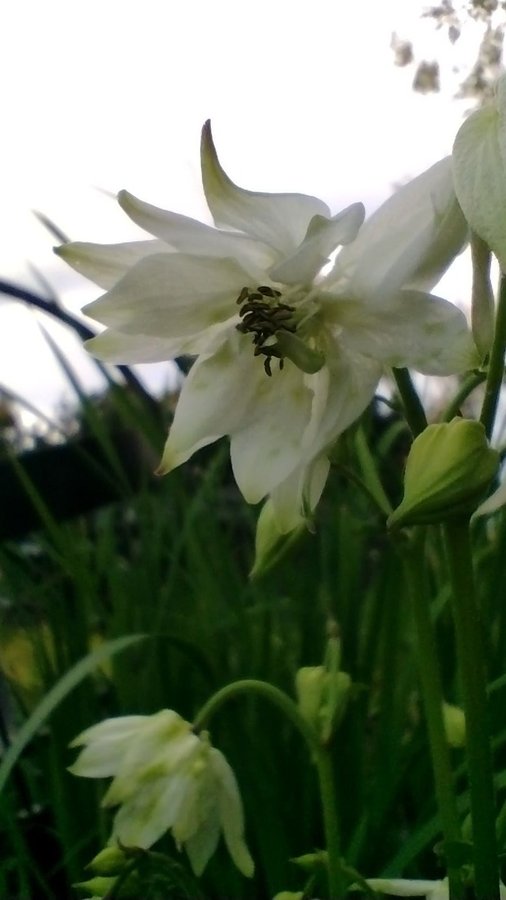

left=295, top=666, right=351, bottom=742
left=250, top=499, right=305, bottom=579
left=387, top=418, right=499, bottom=529
left=442, top=702, right=466, bottom=748
left=272, top=892, right=305, bottom=900
left=88, top=845, right=128, bottom=876
left=291, top=849, right=328, bottom=872
left=73, top=876, right=117, bottom=897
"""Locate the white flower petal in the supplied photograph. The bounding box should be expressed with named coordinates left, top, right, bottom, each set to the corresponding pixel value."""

left=299, top=345, right=381, bottom=461
left=337, top=291, right=477, bottom=375
left=474, top=476, right=506, bottom=517
left=365, top=878, right=445, bottom=897
left=269, top=203, right=365, bottom=285
left=157, top=335, right=262, bottom=474
left=85, top=329, right=183, bottom=364
left=85, top=320, right=233, bottom=363
left=82, top=253, right=247, bottom=339
left=118, top=190, right=276, bottom=276
left=201, top=120, right=330, bottom=256
left=210, top=748, right=254, bottom=878
left=453, top=76, right=506, bottom=270
left=104, top=720, right=197, bottom=807
left=333, top=157, right=467, bottom=302
left=184, top=812, right=221, bottom=876
left=69, top=715, right=147, bottom=749
left=55, top=240, right=167, bottom=289
left=230, top=362, right=314, bottom=503
left=111, top=775, right=189, bottom=849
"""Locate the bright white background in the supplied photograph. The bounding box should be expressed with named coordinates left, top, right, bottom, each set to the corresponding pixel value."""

left=0, top=0, right=490, bottom=418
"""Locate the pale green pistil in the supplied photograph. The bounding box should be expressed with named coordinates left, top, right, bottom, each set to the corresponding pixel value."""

left=235, top=284, right=297, bottom=376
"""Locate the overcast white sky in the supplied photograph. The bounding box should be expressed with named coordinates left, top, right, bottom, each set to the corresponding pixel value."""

left=0, top=0, right=493, bottom=422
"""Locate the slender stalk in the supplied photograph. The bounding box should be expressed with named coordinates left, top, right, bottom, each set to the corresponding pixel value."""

left=316, top=749, right=343, bottom=899
left=480, top=275, right=506, bottom=439
left=194, top=679, right=344, bottom=898
left=403, top=531, right=463, bottom=899
left=444, top=520, right=499, bottom=900
left=392, top=367, right=428, bottom=437
left=354, top=425, right=393, bottom=516
left=443, top=371, right=486, bottom=422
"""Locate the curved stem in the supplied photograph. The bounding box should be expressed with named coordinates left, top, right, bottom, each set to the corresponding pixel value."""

left=403, top=530, right=463, bottom=899
left=443, top=371, right=486, bottom=422
left=480, top=275, right=506, bottom=440
left=392, top=368, right=428, bottom=437
left=194, top=679, right=344, bottom=898
left=444, top=520, right=499, bottom=900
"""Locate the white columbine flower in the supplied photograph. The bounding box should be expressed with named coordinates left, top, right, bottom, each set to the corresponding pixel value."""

left=69, top=709, right=254, bottom=878
left=57, top=122, right=475, bottom=535
left=365, top=877, right=506, bottom=898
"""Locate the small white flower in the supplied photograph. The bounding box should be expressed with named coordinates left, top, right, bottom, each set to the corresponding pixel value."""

left=365, top=877, right=506, bottom=899
left=58, top=122, right=474, bottom=534
left=69, top=709, right=253, bottom=878
left=365, top=878, right=450, bottom=898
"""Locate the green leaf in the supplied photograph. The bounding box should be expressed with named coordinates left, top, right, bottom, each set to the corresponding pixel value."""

left=0, top=634, right=146, bottom=796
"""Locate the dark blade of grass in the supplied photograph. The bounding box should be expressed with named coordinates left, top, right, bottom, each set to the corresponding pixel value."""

left=0, top=634, right=145, bottom=796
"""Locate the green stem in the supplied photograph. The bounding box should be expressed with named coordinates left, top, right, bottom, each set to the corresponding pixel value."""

left=403, top=531, right=463, bottom=900
left=444, top=520, right=499, bottom=900
left=354, top=425, right=393, bottom=517
left=194, top=679, right=344, bottom=899
left=392, top=367, right=428, bottom=437
left=480, top=275, right=506, bottom=440
left=443, top=371, right=486, bottom=422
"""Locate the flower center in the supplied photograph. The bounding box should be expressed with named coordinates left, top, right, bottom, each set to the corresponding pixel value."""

left=235, top=285, right=297, bottom=376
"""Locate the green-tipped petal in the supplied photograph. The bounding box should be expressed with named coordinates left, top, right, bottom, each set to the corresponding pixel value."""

left=201, top=120, right=330, bottom=256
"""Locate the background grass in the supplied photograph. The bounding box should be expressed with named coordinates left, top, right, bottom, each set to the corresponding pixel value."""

left=1, top=293, right=506, bottom=898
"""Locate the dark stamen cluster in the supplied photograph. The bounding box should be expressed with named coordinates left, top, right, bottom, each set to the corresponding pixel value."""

left=235, top=285, right=296, bottom=376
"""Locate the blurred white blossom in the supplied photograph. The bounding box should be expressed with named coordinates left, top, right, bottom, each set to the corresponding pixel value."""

left=69, top=709, right=253, bottom=878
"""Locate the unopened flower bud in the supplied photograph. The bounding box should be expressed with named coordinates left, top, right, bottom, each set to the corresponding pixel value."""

left=295, top=665, right=351, bottom=742
left=442, top=702, right=466, bottom=748
left=272, top=893, right=305, bottom=900
left=73, top=876, right=117, bottom=897
left=250, top=499, right=305, bottom=578
left=387, top=418, right=499, bottom=529
left=291, top=849, right=328, bottom=872
left=88, top=845, right=128, bottom=876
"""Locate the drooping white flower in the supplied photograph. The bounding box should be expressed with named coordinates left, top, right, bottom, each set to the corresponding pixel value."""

left=69, top=710, right=253, bottom=878
left=365, top=879, right=450, bottom=898
left=365, top=877, right=506, bottom=898
left=57, top=122, right=475, bottom=534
